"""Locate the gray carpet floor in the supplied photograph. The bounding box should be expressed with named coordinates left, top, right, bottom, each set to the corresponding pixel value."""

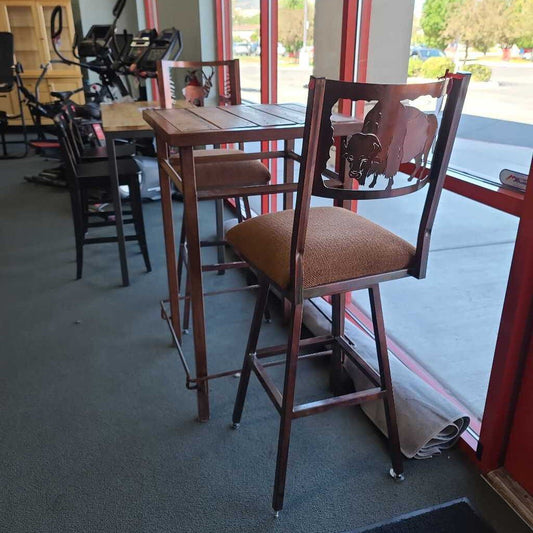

left=1, top=154, right=530, bottom=533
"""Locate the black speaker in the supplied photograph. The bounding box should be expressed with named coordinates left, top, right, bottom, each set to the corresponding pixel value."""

left=0, top=32, right=14, bottom=92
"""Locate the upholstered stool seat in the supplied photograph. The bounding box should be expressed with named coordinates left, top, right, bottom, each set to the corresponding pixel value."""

left=227, top=206, right=415, bottom=289
left=171, top=149, right=270, bottom=190
left=170, top=149, right=270, bottom=190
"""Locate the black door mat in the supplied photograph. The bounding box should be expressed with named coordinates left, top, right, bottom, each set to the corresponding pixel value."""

left=346, top=498, right=496, bottom=533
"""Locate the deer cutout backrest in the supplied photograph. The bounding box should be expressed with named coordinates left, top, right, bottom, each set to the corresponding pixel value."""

left=157, top=59, right=241, bottom=109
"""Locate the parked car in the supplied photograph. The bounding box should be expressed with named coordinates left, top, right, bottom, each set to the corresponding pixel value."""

left=233, top=42, right=250, bottom=56
left=410, top=46, right=445, bottom=61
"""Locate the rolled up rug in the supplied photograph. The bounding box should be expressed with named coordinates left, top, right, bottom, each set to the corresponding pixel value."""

left=303, top=298, right=470, bottom=459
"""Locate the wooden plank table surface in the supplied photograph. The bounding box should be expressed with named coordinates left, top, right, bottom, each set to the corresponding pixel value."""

left=101, top=100, right=190, bottom=133
left=143, top=103, right=360, bottom=146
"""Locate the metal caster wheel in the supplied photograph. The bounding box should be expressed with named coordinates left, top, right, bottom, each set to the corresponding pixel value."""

left=389, top=468, right=405, bottom=481
left=273, top=511, right=280, bottom=518
left=265, top=318, right=272, bottom=324
left=231, top=422, right=240, bottom=430
left=183, top=329, right=190, bottom=335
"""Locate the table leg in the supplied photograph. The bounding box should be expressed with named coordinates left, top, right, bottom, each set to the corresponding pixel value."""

left=156, top=138, right=182, bottom=344
left=180, top=145, right=210, bottom=422
left=106, top=134, right=129, bottom=287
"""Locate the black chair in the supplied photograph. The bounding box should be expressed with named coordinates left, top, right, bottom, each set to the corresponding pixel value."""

left=62, top=104, right=135, bottom=162
left=55, top=113, right=151, bottom=280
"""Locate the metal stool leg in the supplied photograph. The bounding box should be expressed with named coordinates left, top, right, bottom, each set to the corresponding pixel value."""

left=368, top=284, right=404, bottom=480
left=272, top=300, right=304, bottom=513
left=129, top=174, right=152, bottom=272
left=232, top=281, right=271, bottom=427
left=68, top=187, right=84, bottom=280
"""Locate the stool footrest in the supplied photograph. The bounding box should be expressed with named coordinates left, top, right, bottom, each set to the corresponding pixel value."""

left=292, top=388, right=384, bottom=419
left=255, top=335, right=334, bottom=359
left=84, top=235, right=138, bottom=245
left=201, top=261, right=247, bottom=272
left=250, top=340, right=386, bottom=420
left=338, top=336, right=381, bottom=387
left=87, top=218, right=134, bottom=228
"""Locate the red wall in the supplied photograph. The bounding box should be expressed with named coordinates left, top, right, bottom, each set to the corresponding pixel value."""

left=504, top=332, right=533, bottom=495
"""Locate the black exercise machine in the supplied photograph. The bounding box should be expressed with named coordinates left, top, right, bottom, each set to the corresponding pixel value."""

left=50, top=0, right=183, bottom=102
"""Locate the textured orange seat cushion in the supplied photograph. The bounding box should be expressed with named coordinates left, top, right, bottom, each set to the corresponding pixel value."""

left=226, top=206, right=416, bottom=289
left=171, top=149, right=270, bottom=190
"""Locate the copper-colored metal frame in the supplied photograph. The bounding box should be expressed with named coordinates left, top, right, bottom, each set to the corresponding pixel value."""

left=231, top=73, right=471, bottom=512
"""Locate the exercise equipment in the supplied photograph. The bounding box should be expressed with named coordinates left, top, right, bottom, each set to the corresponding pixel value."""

left=133, top=28, right=183, bottom=75
left=51, top=0, right=183, bottom=102
left=50, top=0, right=129, bottom=101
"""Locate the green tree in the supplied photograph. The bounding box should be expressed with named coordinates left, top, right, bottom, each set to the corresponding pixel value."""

left=513, top=0, right=533, bottom=49
left=446, top=0, right=531, bottom=60
left=490, top=0, right=521, bottom=49
left=420, top=0, right=458, bottom=49
left=446, top=0, right=498, bottom=58
left=278, top=2, right=314, bottom=55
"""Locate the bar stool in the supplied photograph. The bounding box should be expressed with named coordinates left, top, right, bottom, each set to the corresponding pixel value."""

left=227, top=72, right=470, bottom=512
left=156, top=59, right=272, bottom=332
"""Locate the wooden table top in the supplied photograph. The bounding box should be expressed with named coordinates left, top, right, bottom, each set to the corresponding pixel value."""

left=143, top=103, right=361, bottom=146
left=101, top=100, right=190, bottom=133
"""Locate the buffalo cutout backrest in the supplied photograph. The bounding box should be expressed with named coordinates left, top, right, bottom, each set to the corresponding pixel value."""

left=292, top=73, right=470, bottom=283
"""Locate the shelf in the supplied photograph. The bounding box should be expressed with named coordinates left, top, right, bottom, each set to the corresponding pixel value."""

left=2, top=0, right=82, bottom=119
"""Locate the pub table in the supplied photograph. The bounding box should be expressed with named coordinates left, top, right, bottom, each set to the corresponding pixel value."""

left=143, top=102, right=360, bottom=421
